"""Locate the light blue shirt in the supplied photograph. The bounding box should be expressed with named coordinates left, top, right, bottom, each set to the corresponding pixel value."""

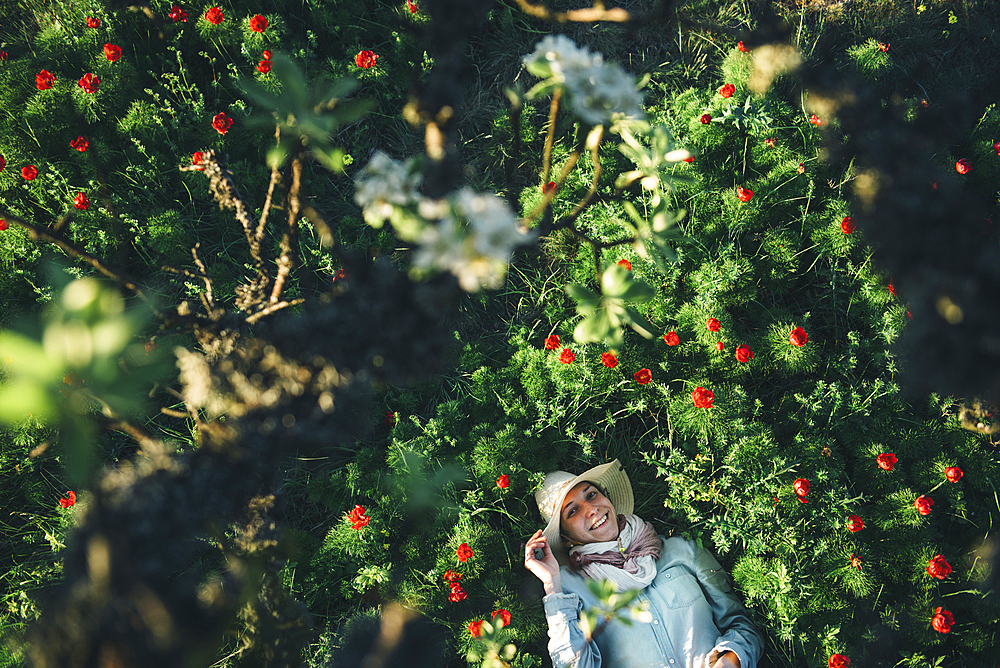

left=542, top=536, right=763, bottom=668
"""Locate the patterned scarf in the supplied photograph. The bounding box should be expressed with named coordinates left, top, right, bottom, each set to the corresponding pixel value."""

left=568, top=514, right=662, bottom=591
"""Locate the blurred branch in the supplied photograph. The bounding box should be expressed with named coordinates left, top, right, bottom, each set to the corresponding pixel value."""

left=270, top=156, right=303, bottom=306
left=511, top=0, right=630, bottom=23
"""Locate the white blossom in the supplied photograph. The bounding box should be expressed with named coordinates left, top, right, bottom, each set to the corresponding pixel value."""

left=353, top=151, right=422, bottom=226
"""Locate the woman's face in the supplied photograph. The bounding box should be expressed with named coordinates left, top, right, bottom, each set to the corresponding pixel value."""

left=560, top=481, right=620, bottom=545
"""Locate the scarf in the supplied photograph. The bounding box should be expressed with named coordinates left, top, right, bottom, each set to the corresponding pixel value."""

left=568, top=514, right=661, bottom=591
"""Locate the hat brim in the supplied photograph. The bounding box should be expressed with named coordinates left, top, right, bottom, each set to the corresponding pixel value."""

left=541, top=460, right=634, bottom=565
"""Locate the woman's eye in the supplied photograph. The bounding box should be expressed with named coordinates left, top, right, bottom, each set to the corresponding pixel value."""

left=567, top=508, right=576, bottom=517
left=587, top=491, right=596, bottom=500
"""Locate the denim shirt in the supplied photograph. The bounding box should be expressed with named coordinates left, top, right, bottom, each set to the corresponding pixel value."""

left=542, top=536, right=763, bottom=668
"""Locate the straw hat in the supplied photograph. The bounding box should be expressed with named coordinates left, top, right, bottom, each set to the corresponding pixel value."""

left=535, top=459, right=634, bottom=564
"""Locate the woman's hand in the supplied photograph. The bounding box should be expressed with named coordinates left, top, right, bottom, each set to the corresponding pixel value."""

left=711, top=651, right=741, bottom=668
left=524, top=529, right=562, bottom=596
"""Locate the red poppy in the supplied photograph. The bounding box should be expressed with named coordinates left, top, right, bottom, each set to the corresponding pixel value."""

left=212, top=112, right=233, bottom=135
left=59, top=491, right=77, bottom=508
left=846, top=515, right=864, bottom=532
left=945, top=466, right=963, bottom=483
left=876, top=453, right=897, bottom=471
left=715, top=341, right=724, bottom=351
left=734, top=344, right=753, bottom=363
left=664, top=331, right=680, bottom=346
left=36, top=70, right=55, bottom=90
left=103, top=43, right=122, bottom=62
left=737, top=41, right=747, bottom=52
left=332, top=268, right=346, bottom=282
left=796, top=163, right=806, bottom=174
left=764, top=137, right=776, bottom=147
left=262, top=50, right=273, bottom=60
left=86, top=16, right=100, bottom=28
left=249, top=14, right=268, bottom=32
left=257, top=59, right=272, bottom=74
left=0, top=220, right=7, bottom=231
left=699, top=113, right=712, bottom=125
left=192, top=151, right=204, bottom=168
left=876, top=41, right=890, bottom=52
left=848, top=554, right=862, bottom=572
left=617, top=259, right=631, bottom=271
left=906, top=308, right=913, bottom=320
left=841, top=216, right=856, bottom=234
left=955, top=159, right=971, bottom=175
left=828, top=655, right=850, bottom=668
left=491, top=609, right=511, bottom=628
left=600, top=352, right=618, bottom=368
left=383, top=411, right=396, bottom=427
left=169, top=5, right=189, bottom=22
left=793, top=478, right=810, bottom=502
left=347, top=504, right=370, bottom=529
left=809, top=114, right=822, bottom=126
left=144, top=340, right=157, bottom=353
left=914, top=495, right=934, bottom=516
left=788, top=327, right=808, bottom=347
left=718, top=83, right=735, bottom=98
left=931, top=607, right=954, bottom=634
left=0, top=50, right=6, bottom=61
left=73, top=193, right=90, bottom=211
left=469, top=620, right=484, bottom=637
left=737, top=187, right=753, bottom=202
left=706, top=318, right=721, bottom=332
left=457, top=542, right=473, bottom=562
left=0, top=155, right=4, bottom=172
left=77, top=73, right=100, bottom=94
left=407, top=0, right=419, bottom=11
left=545, top=334, right=560, bottom=351
left=355, top=50, right=379, bottom=69
left=448, top=583, right=467, bottom=602
left=559, top=348, right=575, bottom=364
left=927, top=555, right=952, bottom=580
left=21, top=165, right=38, bottom=180
left=204, top=7, right=224, bottom=24
left=683, top=156, right=694, bottom=163
left=634, top=368, right=652, bottom=385
left=692, top=386, right=713, bottom=408
left=542, top=181, right=556, bottom=194
left=994, top=140, right=1000, bottom=156
left=443, top=570, right=462, bottom=583
left=496, top=474, right=509, bottom=489
left=70, top=136, right=89, bottom=152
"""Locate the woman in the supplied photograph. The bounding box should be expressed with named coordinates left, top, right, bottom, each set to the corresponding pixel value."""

left=524, top=460, right=763, bottom=668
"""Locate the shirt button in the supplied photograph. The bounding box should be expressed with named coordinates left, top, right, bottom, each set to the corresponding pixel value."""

left=653, top=620, right=659, bottom=625
left=669, top=660, right=675, bottom=665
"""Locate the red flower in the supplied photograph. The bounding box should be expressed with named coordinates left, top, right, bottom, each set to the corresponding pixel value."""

left=715, top=341, right=724, bottom=351
left=617, top=259, right=632, bottom=271
left=542, top=181, right=556, bottom=194
left=841, top=216, right=856, bottom=234
left=86, top=16, right=100, bottom=28
left=212, top=112, right=233, bottom=135
left=407, top=0, right=419, bottom=12
left=718, top=83, right=735, bottom=98
left=634, top=368, right=652, bottom=385
left=828, top=654, right=850, bottom=668
left=443, top=570, right=462, bottom=583
left=73, top=193, right=90, bottom=211
left=788, top=326, right=808, bottom=347
left=491, top=609, right=511, bottom=628
left=906, top=308, right=913, bottom=320
left=496, top=474, right=509, bottom=489
left=332, top=268, right=346, bottom=282
left=204, top=7, right=224, bottom=25
left=21, top=165, right=38, bottom=180
left=469, top=620, right=484, bottom=637
left=192, top=151, right=204, bottom=169
left=809, top=114, right=822, bottom=126
left=737, top=41, right=747, bottom=52
left=0, top=50, right=6, bottom=61
left=347, top=504, right=370, bottom=529
left=58, top=491, right=77, bottom=508
left=683, top=156, right=694, bottom=163
left=36, top=70, right=55, bottom=90
left=846, top=515, right=864, bottom=532
left=796, top=163, right=806, bottom=174
left=0, top=155, right=4, bottom=171
left=914, top=495, right=934, bottom=516
left=764, top=137, right=777, bottom=147
left=103, top=43, right=122, bottom=62
left=545, top=334, right=560, bottom=351
left=355, top=50, right=379, bottom=69
left=931, top=607, right=954, bottom=634
left=457, top=542, right=473, bottom=562
left=169, top=5, right=189, bottom=22
left=664, top=331, right=680, bottom=346
left=144, top=340, right=157, bottom=353
left=262, top=50, right=273, bottom=60
left=706, top=318, right=721, bottom=332
left=70, top=136, right=89, bottom=152
left=77, top=73, right=100, bottom=94
left=257, top=59, right=273, bottom=74
left=848, top=554, right=862, bottom=572
left=994, top=140, right=1000, bottom=156
left=0, top=220, right=7, bottom=231
left=692, top=386, right=713, bottom=408
left=249, top=14, right=268, bottom=32
left=955, top=158, right=971, bottom=175
left=876, top=453, right=897, bottom=471
left=383, top=411, right=396, bottom=427
left=793, top=478, right=810, bottom=502
left=448, top=583, right=467, bottom=602
left=945, top=466, right=963, bottom=483
left=600, top=352, right=618, bottom=368
left=734, top=344, right=753, bottom=363
left=699, top=113, right=712, bottom=125
left=737, top=187, right=753, bottom=202
left=559, top=348, right=575, bottom=364
left=927, top=554, right=952, bottom=580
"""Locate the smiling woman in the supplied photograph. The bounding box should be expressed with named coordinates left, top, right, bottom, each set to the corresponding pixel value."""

left=525, top=460, right=763, bottom=668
